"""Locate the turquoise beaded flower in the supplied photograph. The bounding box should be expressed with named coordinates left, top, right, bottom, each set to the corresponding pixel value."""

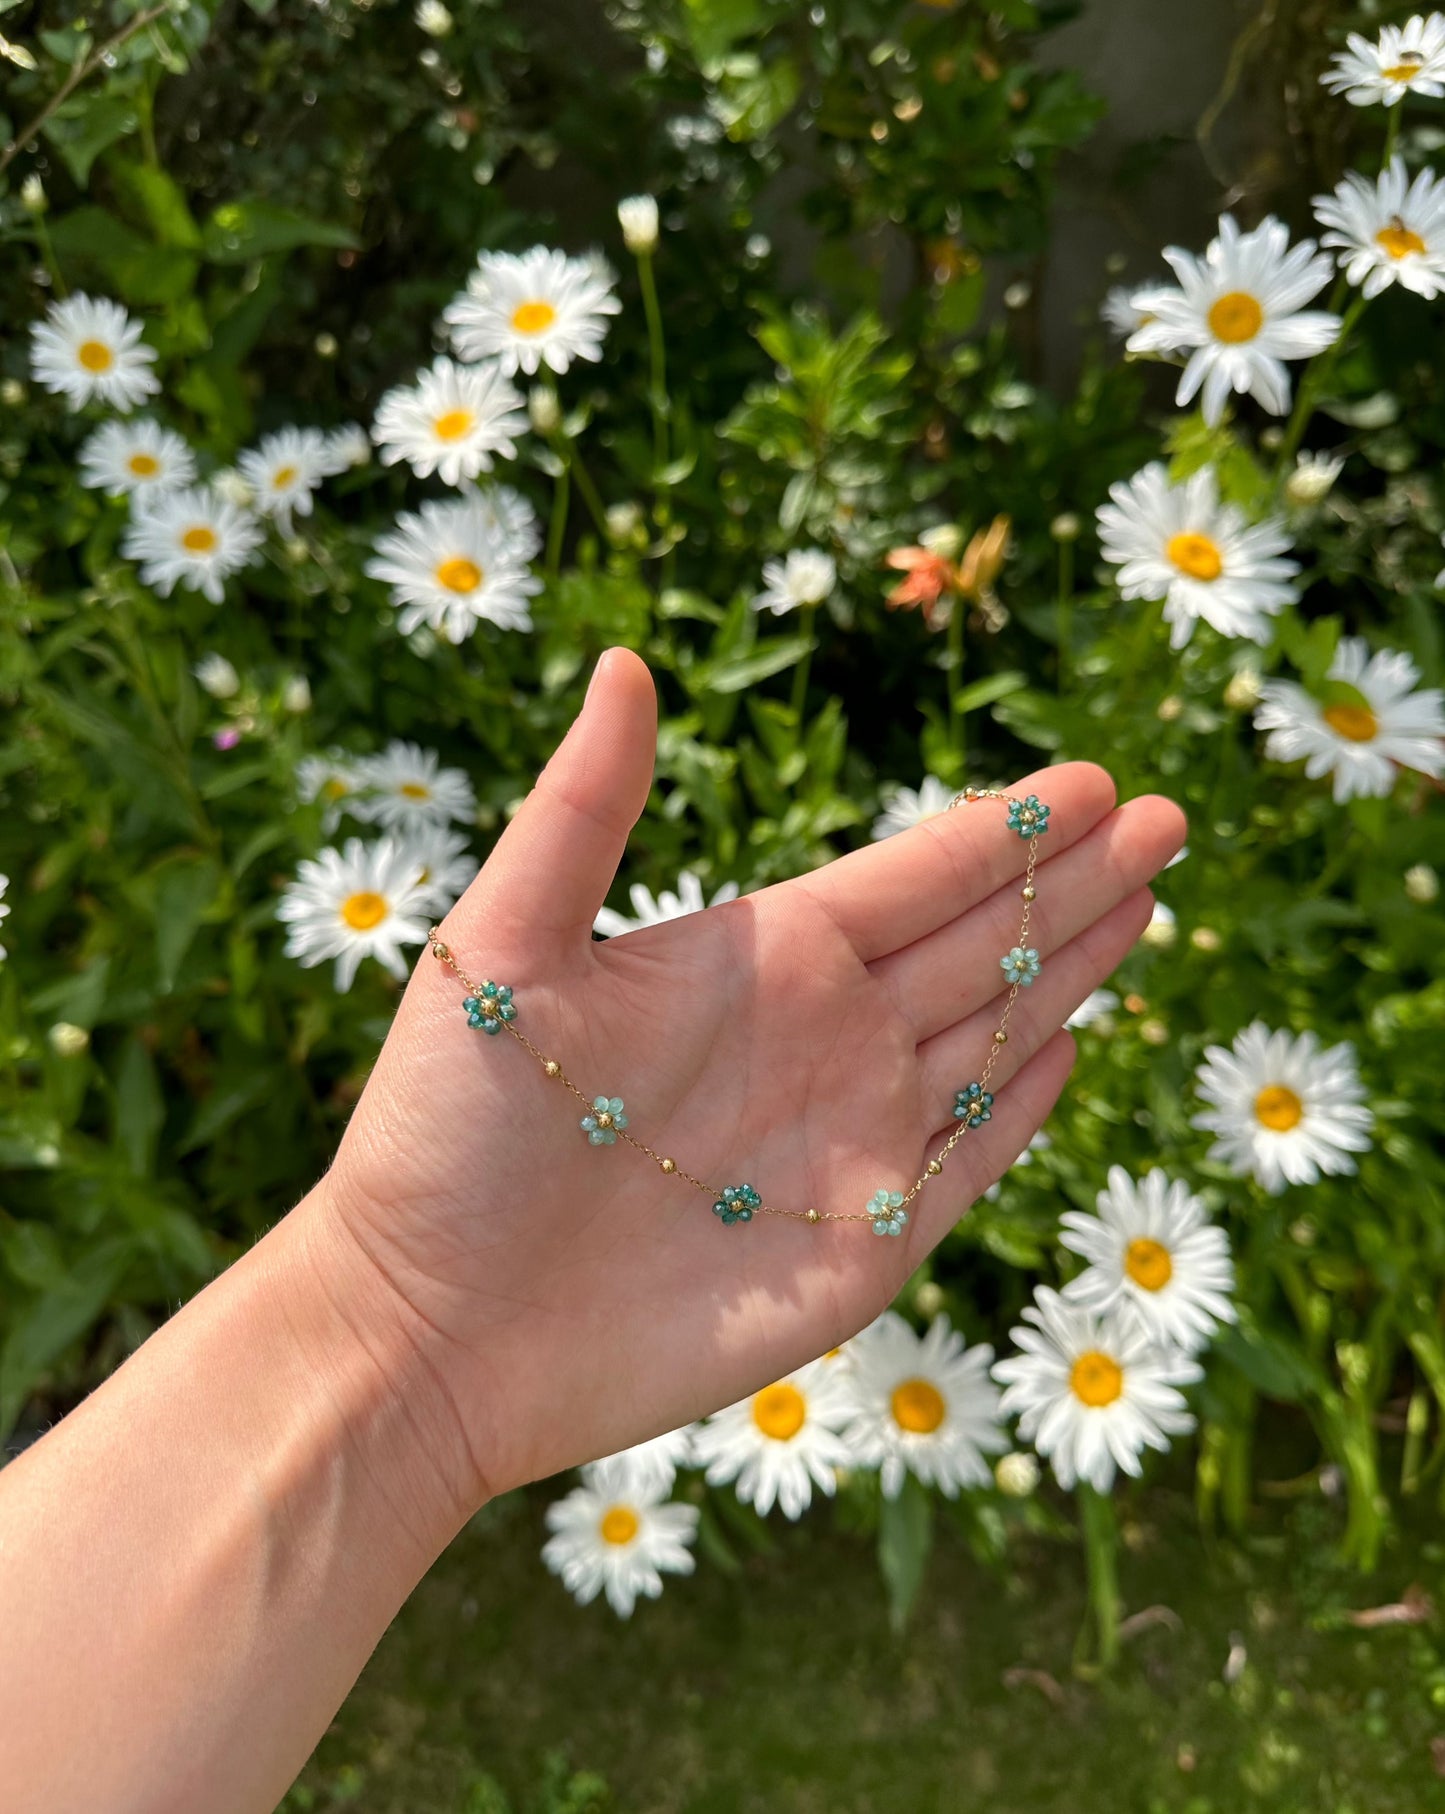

left=953, top=1082, right=994, bottom=1127
left=1006, top=795, right=1051, bottom=840
left=713, top=1183, right=761, bottom=1227
left=868, top=1188, right=908, bottom=1237
left=580, top=1095, right=628, bottom=1145
left=1000, top=946, right=1042, bottom=987
left=464, top=981, right=516, bottom=1035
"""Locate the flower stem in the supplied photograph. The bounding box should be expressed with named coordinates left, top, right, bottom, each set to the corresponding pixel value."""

left=1075, top=1483, right=1121, bottom=1673
left=1273, top=290, right=1369, bottom=476
left=545, top=459, right=570, bottom=578
left=946, top=598, right=965, bottom=751
left=636, top=249, right=669, bottom=479
left=1056, top=538, right=1074, bottom=695
left=562, top=436, right=610, bottom=538
left=790, top=602, right=817, bottom=723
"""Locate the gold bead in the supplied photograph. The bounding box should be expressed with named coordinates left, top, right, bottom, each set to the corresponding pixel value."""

left=806, top=1208, right=821, bottom=1224
left=994, top=1030, right=1008, bottom=1045
left=927, top=1159, right=943, bottom=1176
left=1021, top=885, right=1036, bottom=901
left=596, top=1111, right=614, bottom=1128
left=660, top=1158, right=676, bottom=1174
left=432, top=941, right=450, bottom=961
left=543, top=1059, right=560, bottom=1077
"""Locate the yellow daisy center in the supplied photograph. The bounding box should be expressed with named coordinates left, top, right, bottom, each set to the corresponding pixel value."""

left=399, top=782, right=432, bottom=799
left=127, top=452, right=160, bottom=477
left=272, top=465, right=298, bottom=489
left=752, top=1382, right=807, bottom=1441
left=600, top=1506, right=639, bottom=1546
left=436, top=556, right=482, bottom=593
left=1166, top=531, right=1223, bottom=581
left=1124, top=1238, right=1174, bottom=1293
left=341, top=890, right=389, bottom=931
left=511, top=299, right=557, bottom=335
left=1377, top=220, right=1427, bottom=260
left=1322, top=701, right=1378, bottom=742
left=78, top=339, right=114, bottom=372
left=1207, top=290, right=1264, bottom=344
left=1070, top=1350, right=1124, bottom=1409
left=181, top=526, right=218, bottom=553
left=891, top=1378, right=946, bottom=1434
left=432, top=408, right=475, bottom=441
left=1254, top=1084, right=1303, bottom=1132
left=1383, top=55, right=1425, bottom=81
left=322, top=777, right=349, bottom=801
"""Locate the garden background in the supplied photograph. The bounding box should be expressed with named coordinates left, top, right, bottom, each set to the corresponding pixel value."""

left=3, top=0, right=1445, bottom=1808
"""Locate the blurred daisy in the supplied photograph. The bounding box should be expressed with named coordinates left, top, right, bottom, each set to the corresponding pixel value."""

left=297, top=753, right=362, bottom=832
left=1128, top=216, right=1339, bottom=424
left=78, top=419, right=194, bottom=498
left=582, top=1425, right=697, bottom=1499
left=1255, top=637, right=1445, bottom=802
left=0, top=874, right=9, bottom=962
left=593, top=870, right=739, bottom=938
left=541, top=1460, right=697, bottom=1619
left=870, top=775, right=953, bottom=839
left=1321, top=16, right=1445, bottom=106
left=30, top=293, right=159, bottom=411
left=355, top=741, right=477, bottom=830
left=1096, top=462, right=1299, bottom=648
left=472, top=482, right=544, bottom=562
left=1101, top=284, right=1151, bottom=339
left=398, top=824, right=480, bottom=913
left=1066, top=989, right=1119, bottom=1031
left=372, top=355, right=527, bottom=487
left=194, top=653, right=240, bottom=699
left=984, top=1127, right=1051, bottom=1201
left=1192, top=1021, right=1374, bottom=1194
left=1284, top=451, right=1345, bottom=507
left=237, top=427, right=330, bottom=534
left=366, top=494, right=541, bottom=644
left=992, top=1288, right=1201, bottom=1494
left=838, top=1311, right=1008, bottom=1497
left=121, top=484, right=264, bottom=604
left=277, top=836, right=430, bottom=991
left=320, top=423, right=372, bottom=474
left=1314, top=157, right=1445, bottom=298
left=617, top=194, right=660, bottom=254
left=1060, top=1167, right=1236, bottom=1356
left=753, top=548, right=836, bottom=616
left=693, top=1360, right=853, bottom=1521
left=444, top=246, right=622, bottom=377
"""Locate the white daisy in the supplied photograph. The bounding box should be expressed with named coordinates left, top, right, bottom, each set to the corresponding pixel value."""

left=1255, top=637, right=1445, bottom=803
left=593, top=869, right=740, bottom=938
left=471, top=482, right=544, bottom=562
left=397, top=824, right=480, bottom=914
left=237, top=427, right=331, bottom=534
left=870, top=774, right=953, bottom=839
left=1284, top=451, right=1346, bottom=507
left=320, top=423, right=373, bottom=474
left=0, top=873, right=9, bottom=962
left=752, top=547, right=836, bottom=616
left=693, top=1360, right=853, bottom=1521
left=992, top=1288, right=1202, bottom=1494
left=77, top=418, right=195, bottom=498
left=1192, top=1021, right=1374, bottom=1194
left=30, top=293, right=160, bottom=412
left=582, top=1425, right=697, bottom=1499
left=1321, top=16, right=1445, bottom=107
left=371, top=355, right=527, bottom=487
left=618, top=194, right=660, bottom=254
left=366, top=494, right=541, bottom=645
left=297, top=752, right=362, bottom=833
left=541, top=1460, right=697, bottom=1619
left=1096, top=462, right=1300, bottom=649
left=1066, top=989, right=1120, bottom=1031
left=444, top=246, right=622, bottom=377
left=354, top=741, right=477, bottom=831
left=121, top=484, right=264, bottom=604
left=1060, top=1166, right=1236, bottom=1357
left=838, top=1312, right=1008, bottom=1498
left=277, top=836, right=430, bottom=991
left=194, top=653, right=240, bottom=699
left=1314, top=157, right=1445, bottom=299
left=1101, top=284, right=1150, bottom=340
left=1128, top=216, right=1339, bottom=425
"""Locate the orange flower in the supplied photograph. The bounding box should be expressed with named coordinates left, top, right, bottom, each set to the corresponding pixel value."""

left=957, top=514, right=1011, bottom=599
left=884, top=545, right=960, bottom=631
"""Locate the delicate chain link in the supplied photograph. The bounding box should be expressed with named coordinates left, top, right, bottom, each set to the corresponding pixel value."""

left=424, top=787, right=1045, bottom=1229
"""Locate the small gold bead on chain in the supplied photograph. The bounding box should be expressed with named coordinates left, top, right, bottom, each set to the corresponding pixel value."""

left=926, top=1159, right=943, bottom=1176
left=596, top=1111, right=614, bottom=1129
left=994, top=1030, right=1008, bottom=1045
left=1021, top=885, right=1036, bottom=902
left=660, top=1157, right=676, bottom=1174
left=543, top=1059, right=560, bottom=1077
left=806, top=1208, right=821, bottom=1224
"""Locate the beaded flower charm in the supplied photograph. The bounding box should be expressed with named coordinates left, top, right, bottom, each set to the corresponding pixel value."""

left=953, top=1083, right=994, bottom=1128
left=713, top=1183, right=761, bottom=1226
left=1000, top=946, right=1041, bottom=987
left=464, top=981, right=516, bottom=1034
left=1006, top=795, right=1051, bottom=840
left=868, top=1189, right=908, bottom=1237
left=581, top=1095, right=628, bottom=1145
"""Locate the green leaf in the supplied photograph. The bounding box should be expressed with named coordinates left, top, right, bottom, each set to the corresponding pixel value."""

left=43, top=95, right=138, bottom=184
left=202, top=200, right=359, bottom=264
left=0, top=1239, right=133, bottom=1437
left=955, top=670, right=1028, bottom=715
left=45, top=205, right=151, bottom=262
left=1215, top=1318, right=1328, bottom=1405
left=154, top=856, right=222, bottom=993
left=698, top=636, right=813, bottom=695
left=114, top=1035, right=164, bottom=1178
left=878, top=1473, right=933, bottom=1634
left=113, top=162, right=203, bottom=249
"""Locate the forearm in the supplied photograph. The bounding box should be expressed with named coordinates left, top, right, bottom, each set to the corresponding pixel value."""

left=0, top=1185, right=479, bottom=1814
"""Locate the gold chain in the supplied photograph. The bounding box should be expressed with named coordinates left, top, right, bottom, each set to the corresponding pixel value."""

left=425, top=787, right=1048, bottom=1230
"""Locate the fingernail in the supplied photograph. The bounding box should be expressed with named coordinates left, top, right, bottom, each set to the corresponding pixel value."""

left=585, top=648, right=614, bottom=704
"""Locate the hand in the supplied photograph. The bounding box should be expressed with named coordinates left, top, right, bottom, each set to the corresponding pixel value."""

left=309, top=648, right=1186, bottom=1513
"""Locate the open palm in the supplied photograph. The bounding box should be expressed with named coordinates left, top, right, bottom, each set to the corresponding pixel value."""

left=320, top=649, right=1185, bottom=1508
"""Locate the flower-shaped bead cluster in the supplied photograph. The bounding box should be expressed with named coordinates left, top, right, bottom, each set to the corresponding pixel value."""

left=954, top=1082, right=994, bottom=1127
left=868, top=1188, right=909, bottom=1237
left=581, top=1095, right=628, bottom=1145
left=713, top=1183, right=761, bottom=1226
left=464, top=981, right=516, bottom=1034
left=1005, top=795, right=1051, bottom=839
left=1000, top=946, right=1042, bottom=987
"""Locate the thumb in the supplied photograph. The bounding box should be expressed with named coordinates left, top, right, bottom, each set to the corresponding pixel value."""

left=444, top=647, right=658, bottom=949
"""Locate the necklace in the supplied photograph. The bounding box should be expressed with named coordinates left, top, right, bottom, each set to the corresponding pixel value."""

left=426, top=786, right=1051, bottom=1235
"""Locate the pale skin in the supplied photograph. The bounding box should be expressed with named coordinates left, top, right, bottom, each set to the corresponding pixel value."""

left=0, top=648, right=1186, bottom=1813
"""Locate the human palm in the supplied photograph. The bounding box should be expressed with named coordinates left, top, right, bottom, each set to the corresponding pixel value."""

left=319, top=650, right=1184, bottom=1510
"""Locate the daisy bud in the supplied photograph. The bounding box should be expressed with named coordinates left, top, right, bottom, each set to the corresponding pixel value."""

left=414, top=0, right=453, bottom=33
left=1191, top=926, right=1222, bottom=952
left=48, top=1022, right=90, bottom=1057
left=1157, top=694, right=1184, bottom=722
left=1, top=379, right=25, bottom=406
left=194, top=653, right=240, bottom=699
left=1284, top=452, right=1344, bottom=508
left=314, top=332, right=339, bottom=359
left=914, top=1281, right=946, bottom=1319
left=617, top=194, right=660, bottom=255
left=1223, top=666, right=1263, bottom=712
left=1405, top=863, right=1439, bottom=904
left=994, top=1452, right=1040, bottom=1497
left=20, top=175, right=46, bottom=215
left=283, top=675, right=313, bottom=714
left=528, top=385, right=561, bottom=435
left=1049, top=512, right=1081, bottom=542
left=1139, top=1017, right=1170, bottom=1045
left=606, top=500, right=644, bottom=543
left=919, top=523, right=964, bottom=560
left=1003, top=280, right=1032, bottom=310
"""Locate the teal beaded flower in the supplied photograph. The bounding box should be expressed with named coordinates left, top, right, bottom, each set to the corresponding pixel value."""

left=953, top=1082, right=994, bottom=1127
left=580, top=1095, right=628, bottom=1145
left=1006, top=795, right=1051, bottom=839
left=868, top=1188, right=908, bottom=1237
left=1000, top=946, right=1042, bottom=987
left=713, top=1183, right=761, bottom=1226
left=464, top=981, right=516, bottom=1035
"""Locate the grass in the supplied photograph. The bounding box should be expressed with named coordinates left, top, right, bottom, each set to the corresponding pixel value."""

left=289, top=1485, right=1445, bottom=1813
